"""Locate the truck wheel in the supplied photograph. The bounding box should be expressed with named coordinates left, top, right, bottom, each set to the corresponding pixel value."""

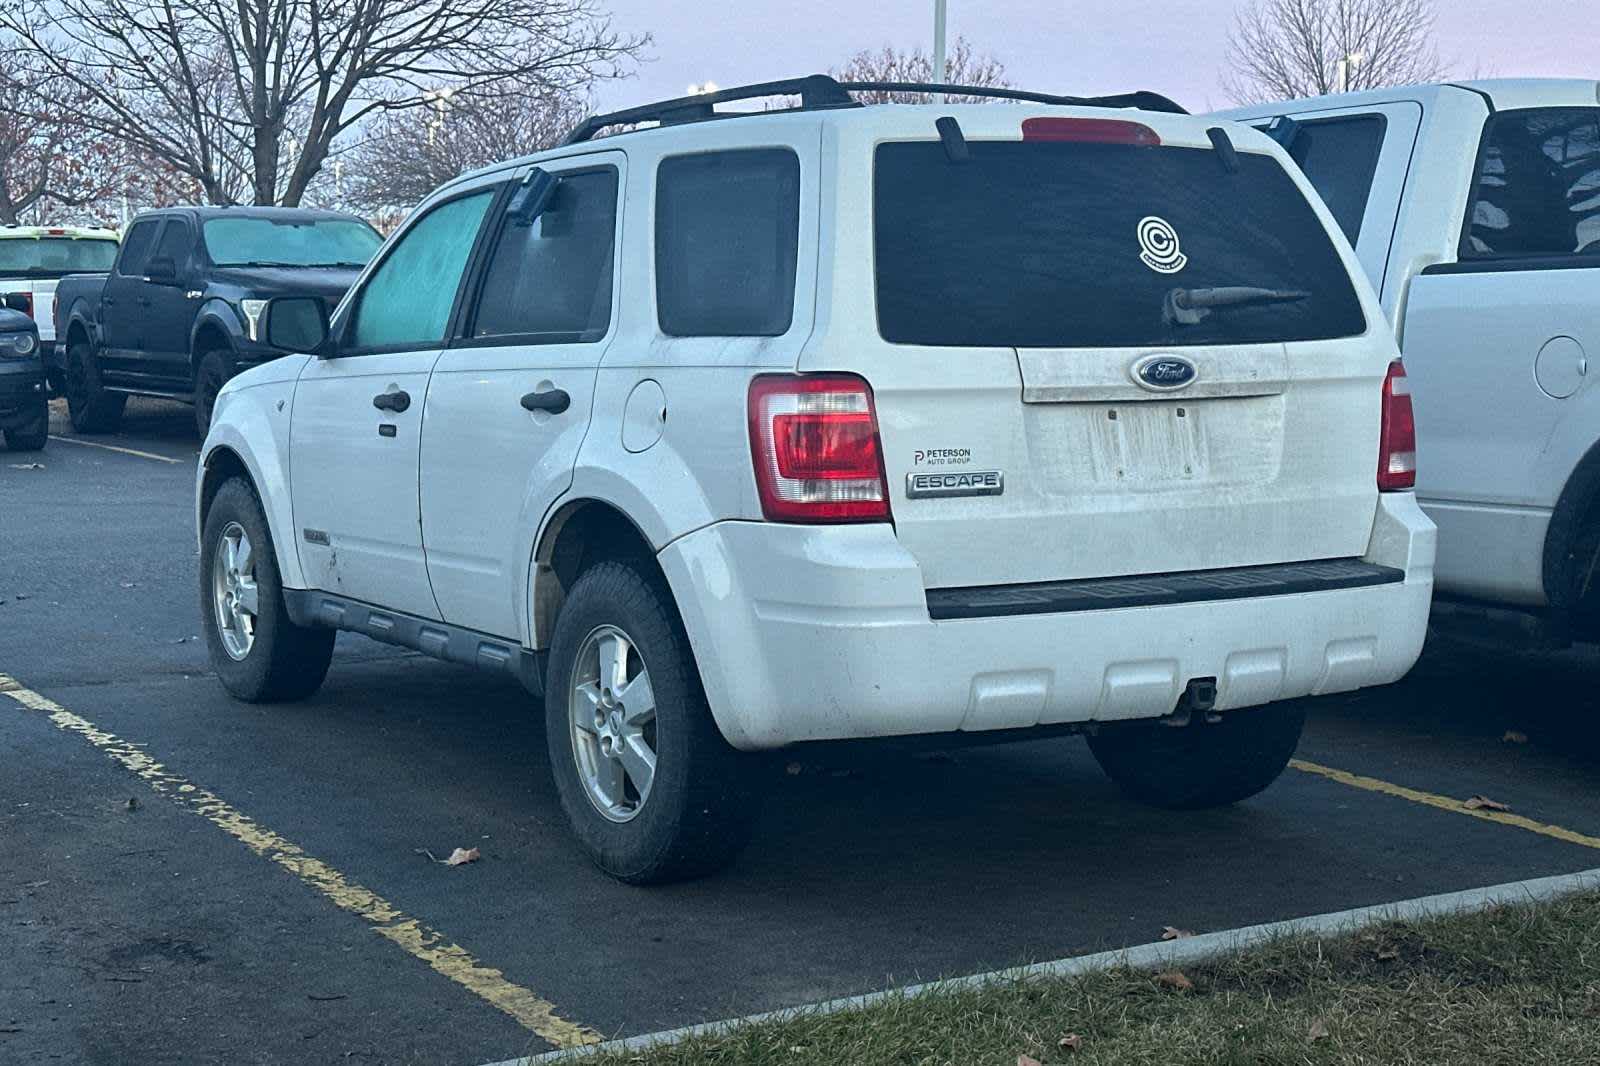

left=545, top=558, right=760, bottom=884
left=200, top=478, right=335, bottom=703
left=193, top=350, right=231, bottom=437
left=3, top=397, right=48, bottom=451
left=1088, top=702, right=1306, bottom=810
left=64, top=340, right=125, bottom=434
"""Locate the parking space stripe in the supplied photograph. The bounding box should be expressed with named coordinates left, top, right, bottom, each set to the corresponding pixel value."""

left=0, top=673, right=601, bottom=1049
left=1290, top=758, right=1600, bottom=850
left=47, top=435, right=185, bottom=464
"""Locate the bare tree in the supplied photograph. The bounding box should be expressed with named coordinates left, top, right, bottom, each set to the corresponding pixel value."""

left=1223, top=0, right=1449, bottom=103
left=0, top=55, right=128, bottom=223
left=338, top=84, right=587, bottom=212
left=0, top=0, right=645, bottom=207
left=833, top=36, right=1010, bottom=103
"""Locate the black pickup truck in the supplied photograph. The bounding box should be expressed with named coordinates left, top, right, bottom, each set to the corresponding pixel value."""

left=54, top=206, right=381, bottom=434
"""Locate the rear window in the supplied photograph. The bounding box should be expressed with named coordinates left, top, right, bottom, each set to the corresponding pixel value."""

left=1284, top=115, right=1387, bottom=245
left=873, top=140, right=1367, bottom=348
left=655, top=148, right=799, bottom=337
left=0, top=236, right=119, bottom=276
left=1464, top=107, right=1600, bottom=259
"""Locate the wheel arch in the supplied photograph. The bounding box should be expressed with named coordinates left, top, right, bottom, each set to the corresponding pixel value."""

left=197, top=414, right=305, bottom=590
left=1541, top=436, right=1600, bottom=611
left=528, top=498, right=663, bottom=650
left=190, top=308, right=241, bottom=375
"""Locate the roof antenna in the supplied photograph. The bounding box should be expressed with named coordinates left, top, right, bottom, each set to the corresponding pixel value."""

left=1206, top=126, right=1240, bottom=173
left=936, top=116, right=969, bottom=163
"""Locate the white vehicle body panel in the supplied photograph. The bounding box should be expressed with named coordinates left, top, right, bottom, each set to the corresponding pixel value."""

left=0, top=226, right=119, bottom=343
left=1219, top=79, right=1600, bottom=612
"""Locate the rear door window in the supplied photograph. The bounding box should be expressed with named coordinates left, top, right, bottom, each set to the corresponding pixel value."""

left=149, top=219, right=191, bottom=270
left=1464, top=107, right=1600, bottom=259
left=873, top=139, right=1366, bottom=348
left=655, top=148, right=799, bottom=337
left=1285, top=115, right=1387, bottom=245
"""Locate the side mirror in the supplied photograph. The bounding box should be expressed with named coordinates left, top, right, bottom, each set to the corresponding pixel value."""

left=2, top=292, right=28, bottom=312
left=264, top=296, right=330, bottom=354
left=144, top=257, right=179, bottom=284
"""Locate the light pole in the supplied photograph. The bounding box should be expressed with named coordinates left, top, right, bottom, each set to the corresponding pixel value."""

left=933, top=0, right=948, bottom=87
left=1335, top=52, right=1364, bottom=93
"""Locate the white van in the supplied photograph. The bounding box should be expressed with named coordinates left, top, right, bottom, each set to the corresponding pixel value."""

left=1220, top=80, right=1600, bottom=644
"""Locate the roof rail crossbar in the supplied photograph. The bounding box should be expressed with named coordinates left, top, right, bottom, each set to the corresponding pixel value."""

left=561, top=75, right=1187, bottom=144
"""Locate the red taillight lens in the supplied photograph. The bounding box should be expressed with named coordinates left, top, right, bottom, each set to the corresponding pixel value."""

left=1021, top=117, right=1161, bottom=146
left=1378, top=360, right=1416, bottom=491
left=748, top=374, right=891, bottom=522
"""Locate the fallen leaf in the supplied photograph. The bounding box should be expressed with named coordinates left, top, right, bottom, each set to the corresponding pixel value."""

left=1376, top=945, right=1399, bottom=962
left=445, top=846, right=480, bottom=866
left=7, top=462, right=43, bottom=470
left=1161, top=926, right=1195, bottom=941
left=1017, top=1056, right=1043, bottom=1066
left=1155, top=970, right=1194, bottom=992
left=119, top=581, right=138, bottom=590
left=1058, top=1033, right=1085, bottom=1052
left=1502, top=730, right=1528, bottom=744
left=1464, top=795, right=1511, bottom=812
left=125, top=797, right=141, bottom=812
left=1308, top=1017, right=1330, bottom=1042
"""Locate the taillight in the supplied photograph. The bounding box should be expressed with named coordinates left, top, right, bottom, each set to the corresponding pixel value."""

left=1021, top=117, right=1160, bottom=146
left=748, top=374, right=891, bottom=523
left=1378, top=360, right=1416, bottom=491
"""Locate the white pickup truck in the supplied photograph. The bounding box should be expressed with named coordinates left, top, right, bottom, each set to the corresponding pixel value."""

left=1222, top=80, right=1600, bottom=643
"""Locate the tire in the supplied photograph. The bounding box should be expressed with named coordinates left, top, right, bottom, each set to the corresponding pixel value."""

left=1088, top=701, right=1306, bottom=810
left=193, top=350, right=231, bottom=437
left=64, top=340, right=125, bottom=434
left=3, top=398, right=48, bottom=451
left=200, top=478, right=335, bottom=703
left=545, top=558, right=760, bottom=883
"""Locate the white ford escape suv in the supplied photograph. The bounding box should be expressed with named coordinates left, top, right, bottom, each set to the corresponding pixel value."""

left=197, top=76, right=1435, bottom=883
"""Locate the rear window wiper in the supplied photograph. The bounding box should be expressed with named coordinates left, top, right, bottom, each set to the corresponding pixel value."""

left=1164, top=285, right=1309, bottom=325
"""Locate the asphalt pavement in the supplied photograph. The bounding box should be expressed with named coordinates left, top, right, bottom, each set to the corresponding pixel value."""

left=4, top=398, right=1599, bottom=1065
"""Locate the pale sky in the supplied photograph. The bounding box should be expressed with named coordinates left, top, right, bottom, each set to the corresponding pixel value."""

left=589, top=0, right=1593, bottom=114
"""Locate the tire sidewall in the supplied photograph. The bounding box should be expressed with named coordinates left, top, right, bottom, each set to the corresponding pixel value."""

left=200, top=479, right=292, bottom=700
left=3, top=398, right=48, bottom=450
left=544, top=561, right=708, bottom=879
left=194, top=351, right=232, bottom=436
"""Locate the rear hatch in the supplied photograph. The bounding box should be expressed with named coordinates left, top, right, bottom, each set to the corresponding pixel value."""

left=812, top=111, right=1385, bottom=591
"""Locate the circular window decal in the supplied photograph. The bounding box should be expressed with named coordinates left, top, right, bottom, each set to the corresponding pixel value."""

left=1137, top=215, right=1187, bottom=274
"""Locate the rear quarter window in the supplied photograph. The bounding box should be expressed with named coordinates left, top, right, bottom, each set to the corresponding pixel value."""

left=655, top=148, right=800, bottom=337
left=873, top=139, right=1367, bottom=348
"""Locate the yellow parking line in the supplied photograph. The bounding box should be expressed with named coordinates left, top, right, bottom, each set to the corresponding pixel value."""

left=1290, top=758, right=1600, bottom=851
left=47, top=435, right=184, bottom=464
left=0, top=673, right=600, bottom=1048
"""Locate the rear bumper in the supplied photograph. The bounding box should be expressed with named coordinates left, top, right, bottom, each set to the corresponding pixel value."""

left=659, top=493, right=1436, bottom=750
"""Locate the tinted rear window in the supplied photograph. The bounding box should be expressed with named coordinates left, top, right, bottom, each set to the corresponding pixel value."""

left=873, top=140, right=1366, bottom=348
left=1465, top=107, right=1600, bottom=259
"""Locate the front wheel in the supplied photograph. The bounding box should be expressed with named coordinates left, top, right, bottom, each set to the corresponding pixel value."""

left=3, top=398, right=48, bottom=451
left=1088, top=702, right=1306, bottom=810
left=200, top=478, right=335, bottom=702
left=193, top=350, right=232, bottom=437
left=64, top=341, right=125, bottom=434
left=545, top=558, right=760, bottom=884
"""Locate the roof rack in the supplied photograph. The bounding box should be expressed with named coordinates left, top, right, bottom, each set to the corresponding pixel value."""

left=560, top=74, right=1186, bottom=145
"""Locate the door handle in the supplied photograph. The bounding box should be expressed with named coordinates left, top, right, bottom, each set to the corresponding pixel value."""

left=373, top=389, right=411, bottom=413
left=521, top=388, right=570, bottom=414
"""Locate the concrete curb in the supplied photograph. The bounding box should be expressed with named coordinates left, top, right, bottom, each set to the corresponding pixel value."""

left=488, top=866, right=1600, bottom=1066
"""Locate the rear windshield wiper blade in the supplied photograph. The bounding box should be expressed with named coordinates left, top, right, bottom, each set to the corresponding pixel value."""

left=1165, top=285, right=1309, bottom=325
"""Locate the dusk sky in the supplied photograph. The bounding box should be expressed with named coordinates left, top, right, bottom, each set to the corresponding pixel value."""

left=589, top=0, right=1592, bottom=113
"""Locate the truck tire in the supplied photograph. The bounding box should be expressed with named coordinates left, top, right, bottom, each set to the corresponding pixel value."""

left=1088, top=702, right=1306, bottom=810
left=545, top=558, right=761, bottom=884
left=200, top=478, right=335, bottom=703
left=3, top=397, right=48, bottom=451
left=64, top=340, right=125, bottom=434
left=193, top=350, right=232, bottom=437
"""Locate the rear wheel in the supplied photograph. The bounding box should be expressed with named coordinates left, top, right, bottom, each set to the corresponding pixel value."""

left=1088, top=702, right=1306, bottom=810
left=545, top=558, right=760, bottom=883
left=3, top=397, right=47, bottom=451
left=200, top=478, right=335, bottom=702
left=64, top=340, right=125, bottom=434
left=193, top=350, right=231, bottom=437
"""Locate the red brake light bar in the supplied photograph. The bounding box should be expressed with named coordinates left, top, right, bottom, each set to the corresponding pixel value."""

left=1021, top=117, right=1160, bottom=146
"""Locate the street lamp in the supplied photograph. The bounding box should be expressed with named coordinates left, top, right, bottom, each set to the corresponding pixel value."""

left=1336, top=52, right=1364, bottom=93
left=933, top=0, right=947, bottom=86
left=687, top=81, right=719, bottom=96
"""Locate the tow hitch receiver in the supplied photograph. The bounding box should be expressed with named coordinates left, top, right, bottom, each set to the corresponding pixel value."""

left=1161, top=676, right=1220, bottom=727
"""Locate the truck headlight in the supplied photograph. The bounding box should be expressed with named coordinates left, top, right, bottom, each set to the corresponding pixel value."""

left=0, top=330, right=37, bottom=358
left=239, top=299, right=268, bottom=341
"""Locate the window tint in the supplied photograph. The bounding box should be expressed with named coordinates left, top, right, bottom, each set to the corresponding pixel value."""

left=116, top=220, right=160, bottom=276
left=874, top=140, right=1366, bottom=348
left=471, top=169, right=618, bottom=342
left=150, top=220, right=190, bottom=267
left=1466, top=107, right=1600, bottom=258
left=351, top=191, right=494, bottom=350
left=1285, top=115, right=1387, bottom=244
left=655, top=149, right=799, bottom=337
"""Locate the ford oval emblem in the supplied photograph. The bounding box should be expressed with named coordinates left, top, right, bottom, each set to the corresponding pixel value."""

left=1133, top=355, right=1197, bottom=391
